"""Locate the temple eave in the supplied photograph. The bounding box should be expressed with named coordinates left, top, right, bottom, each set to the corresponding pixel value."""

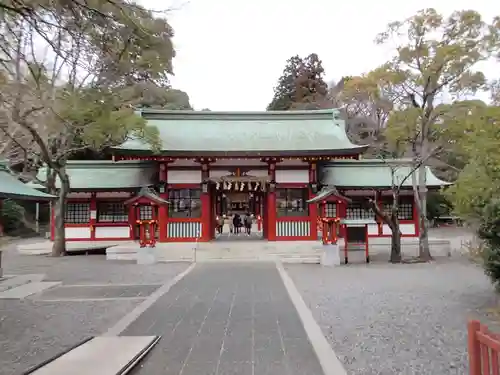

left=111, top=146, right=368, bottom=158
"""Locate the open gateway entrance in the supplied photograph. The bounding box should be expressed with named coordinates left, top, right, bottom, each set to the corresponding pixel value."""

left=213, top=186, right=267, bottom=241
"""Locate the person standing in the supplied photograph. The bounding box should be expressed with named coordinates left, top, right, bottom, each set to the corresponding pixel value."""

left=227, top=213, right=234, bottom=235
left=216, top=215, right=225, bottom=234
left=244, top=213, right=253, bottom=235
left=233, top=213, right=241, bottom=234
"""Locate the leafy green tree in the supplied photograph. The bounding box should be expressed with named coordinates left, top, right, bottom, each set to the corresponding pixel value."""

left=445, top=104, right=500, bottom=222
left=361, top=9, right=500, bottom=261
left=477, top=200, right=500, bottom=289
left=292, top=53, right=329, bottom=110
left=267, top=55, right=303, bottom=110
left=0, top=1, right=173, bottom=256
left=329, top=75, right=394, bottom=152
left=267, top=54, right=329, bottom=110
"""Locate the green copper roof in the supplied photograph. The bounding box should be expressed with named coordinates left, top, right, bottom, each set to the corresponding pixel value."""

left=320, top=159, right=451, bottom=188
left=115, top=109, right=367, bottom=156
left=0, top=161, right=55, bottom=200
left=28, top=161, right=157, bottom=190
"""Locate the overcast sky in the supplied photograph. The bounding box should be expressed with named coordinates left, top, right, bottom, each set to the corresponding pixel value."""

left=139, top=0, right=500, bottom=111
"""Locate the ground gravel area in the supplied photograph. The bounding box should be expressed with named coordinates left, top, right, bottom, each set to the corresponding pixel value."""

left=286, top=259, right=499, bottom=375
left=2, top=239, right=190, bottom=285
left=0, top=299, right=141, bottom=375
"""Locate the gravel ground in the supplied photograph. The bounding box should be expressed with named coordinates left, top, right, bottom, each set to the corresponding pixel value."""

left=0, top=299, right=141, bottom=375
left=2, top=239, right=190, bottom=285
left=285, top=260, right=499, bottom=375
left=0, top=239, right=191, bottom=375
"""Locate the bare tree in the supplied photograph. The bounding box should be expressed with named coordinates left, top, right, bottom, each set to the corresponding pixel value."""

left=0, top=2, right=175, bottom=255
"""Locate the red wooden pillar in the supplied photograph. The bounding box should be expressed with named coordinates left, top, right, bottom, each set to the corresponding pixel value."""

left=267, top=161, right=277, bottom=241
left=200, top=162, right=211, bottom=242
left=309, top=162, right=318, bottom=240
left=339, top=197, right=347, bottom=238
left=89, top=193, right=97, bottom=240
left=467, top=320, right=482, bottom=375
left=158, top=162, right=169, bottom=242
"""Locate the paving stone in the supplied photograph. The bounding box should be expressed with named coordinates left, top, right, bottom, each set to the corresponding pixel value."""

left=36, top=284, right=160, bottom=300
left=0, top=281, right=60, bottom=299
left=0, top=274, right=45, bottom=292
left=217, top=361, right=253, bottom=375
left=254, top=360, right=288, bottom=375
left=125, top=263, right=323, bottom=375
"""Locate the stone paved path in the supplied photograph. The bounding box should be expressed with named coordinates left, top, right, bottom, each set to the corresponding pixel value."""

left=124, top=262, right=324, bottom=375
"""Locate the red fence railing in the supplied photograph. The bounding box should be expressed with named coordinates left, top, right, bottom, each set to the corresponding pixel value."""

left=468, top=320, right=500, bottom=374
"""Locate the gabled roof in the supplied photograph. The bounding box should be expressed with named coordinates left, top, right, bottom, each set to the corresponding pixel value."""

left=319, top=159, right=451, bottom=188
left=307, top=186, right=351, bottom=204
left=114, top=109, right=368, bottom=157
left=27, top=161, right=157, bottom=191
left=124, top=187, right=169, bottom=206
left=0, top=161, right=55, bottom=200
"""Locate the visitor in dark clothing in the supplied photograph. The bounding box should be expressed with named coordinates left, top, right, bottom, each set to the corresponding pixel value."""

left=233, top=214, right=242, bottom=234
left=244, top=213, right=253, bottom=235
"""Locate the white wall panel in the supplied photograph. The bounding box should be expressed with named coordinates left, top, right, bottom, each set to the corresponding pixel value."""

left=275, top=170, right=308, bottom=183
left=167, top=170, right=202, bottom=184
left=65, top=227, right=91, bottom=239
left=95, top=226, right=130, bottom=239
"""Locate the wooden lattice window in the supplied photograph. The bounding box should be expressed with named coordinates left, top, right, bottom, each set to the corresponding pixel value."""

left=65, top=202, right=90, bottom=224
left=276, top=188, right=309, bottom=217
left=382, top=198, right=414, bottom=220
left=97, top=202, right=128, bottom=223
left=325, top=202, right=337, bottom=218
left=168, top=189, right=202, bottom=218
left=346, top=199, right=373, bottom=220
left=139, top=205, right=153, bottom=220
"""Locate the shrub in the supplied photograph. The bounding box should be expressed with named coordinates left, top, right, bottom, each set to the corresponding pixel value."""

left=1, top=199, right=26, bottom=233
left=478, top=199, right=500, bottom=289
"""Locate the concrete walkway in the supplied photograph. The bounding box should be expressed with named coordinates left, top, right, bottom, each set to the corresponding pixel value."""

left=121, top=263, right=325, bottom=375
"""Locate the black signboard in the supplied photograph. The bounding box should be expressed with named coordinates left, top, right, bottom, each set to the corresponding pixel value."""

left=344, top=225, right=369, bottom=264
left=346, top=226, right=366, bottom=243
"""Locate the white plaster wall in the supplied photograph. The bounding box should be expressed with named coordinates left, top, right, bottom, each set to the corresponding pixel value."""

left=367, top=224, right=379, bottom=235
left=65, top=227, right=91, bottom=239
left=247, top=169, right=269, bottom=177
left=400, top=223, right=416, bottom=235
left=209, top=170, right=228, bottom=178
left=382, top=223, right=415, bottom=235
left=275, top=170, right=308, bottom=183
left=167, top=170, right=202, bottom=184
left=95, top=226, right=130, bottom=239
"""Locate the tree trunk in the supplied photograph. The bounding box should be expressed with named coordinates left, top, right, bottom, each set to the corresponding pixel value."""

left=388, top=213, right=402, bottom=263
left=51, top=167, right=70, bottom=257
left=417, top=141, right=432, bottom=261
left=390, top=226, right=402, bottom=263
left=367, top=198, right=402, bottom=263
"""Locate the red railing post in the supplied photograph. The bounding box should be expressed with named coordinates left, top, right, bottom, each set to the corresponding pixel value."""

left=468, top=320, right=482, bottom=375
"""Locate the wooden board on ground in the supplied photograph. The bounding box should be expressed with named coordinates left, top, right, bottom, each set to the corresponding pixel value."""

left=30, top=336, right=160, bottom=375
